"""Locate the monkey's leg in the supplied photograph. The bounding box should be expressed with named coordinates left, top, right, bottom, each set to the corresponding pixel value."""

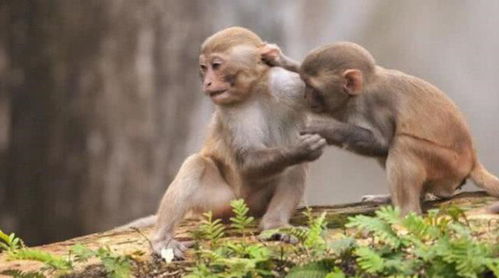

left=360, top=157, right=392, bottom=204
left=152, top=154, right=235, bottom=259
left=385, top=150, right=426, bottom=215
left=259, top=165, right=306, bottom=243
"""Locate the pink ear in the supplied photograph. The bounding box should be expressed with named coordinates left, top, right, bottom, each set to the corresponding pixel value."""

left=343, top=69, right=363, bottom=95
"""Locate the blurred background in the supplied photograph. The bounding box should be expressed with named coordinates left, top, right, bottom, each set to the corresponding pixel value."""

left=1, top=0, right=498, bottom=245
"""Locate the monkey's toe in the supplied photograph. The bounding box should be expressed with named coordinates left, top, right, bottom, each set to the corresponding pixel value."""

left=264, top=232, right=299, bottom=244
left=152, top=238, right=192, bottom=260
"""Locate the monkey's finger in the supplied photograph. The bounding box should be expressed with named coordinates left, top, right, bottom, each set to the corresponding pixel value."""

left=298, top=133, right=314, bottom=139
left=304, top=134, right=323, bottom=145
left=179, top=240, right=195, bottom=251
left=311, top=138, right=327, bottom=150
left=173, top=248, right=185, bottom=260
left=303, top=138, right=320, bottom=147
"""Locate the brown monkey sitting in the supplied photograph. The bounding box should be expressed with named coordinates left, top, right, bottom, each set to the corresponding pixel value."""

left=151, top=27, right=326, bottom=259
left=263, top=42, right=499, bottom=215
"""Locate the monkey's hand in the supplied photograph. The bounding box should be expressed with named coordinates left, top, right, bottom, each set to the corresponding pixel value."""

left=152, top=237, right=193, bottom=260
left=260, top=43, right=283, bottom=67
left=290, top=134, right=327, bottom=162
left=261, top=43, right=301, bottom=72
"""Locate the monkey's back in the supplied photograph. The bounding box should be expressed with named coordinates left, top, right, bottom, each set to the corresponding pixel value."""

left=381, top=69, right=474, bottom=156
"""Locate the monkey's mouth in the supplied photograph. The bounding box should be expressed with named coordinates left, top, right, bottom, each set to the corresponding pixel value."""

left=208, top=89, right=228, bottom=99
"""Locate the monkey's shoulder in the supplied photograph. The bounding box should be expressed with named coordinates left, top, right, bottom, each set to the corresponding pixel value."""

left=267, top=67, right=305, bottom=101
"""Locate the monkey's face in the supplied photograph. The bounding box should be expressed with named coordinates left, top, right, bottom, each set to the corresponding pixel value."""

left=199, top=46, right=263, bottom=106
left=301, top=72, right=350, bottom=114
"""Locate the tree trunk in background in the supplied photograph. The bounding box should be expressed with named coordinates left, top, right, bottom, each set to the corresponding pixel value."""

left=4, top=0, right=211, bottom=245
left=0, top=1, right=9, bottom=215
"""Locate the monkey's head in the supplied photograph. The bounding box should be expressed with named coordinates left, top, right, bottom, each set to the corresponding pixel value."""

left=199, top=27, right=269, bottom=106
left=300, top=42, right=376, bottom=114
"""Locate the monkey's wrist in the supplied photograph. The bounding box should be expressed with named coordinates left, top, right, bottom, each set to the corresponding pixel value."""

left=282, top=146, right=305, bottom=163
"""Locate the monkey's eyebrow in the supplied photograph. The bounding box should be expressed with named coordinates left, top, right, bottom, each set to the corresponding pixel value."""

left=210, top=56, right=224, bottom=63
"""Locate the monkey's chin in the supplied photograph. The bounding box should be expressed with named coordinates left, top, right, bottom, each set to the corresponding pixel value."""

left=210, top=91, right=235, bottom=105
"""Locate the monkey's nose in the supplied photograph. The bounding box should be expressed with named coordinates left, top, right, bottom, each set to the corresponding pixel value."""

left=202, top=81, right=212, bottom=92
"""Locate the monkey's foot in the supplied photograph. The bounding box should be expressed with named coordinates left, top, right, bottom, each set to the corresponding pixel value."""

left=258, top=229, right=299, bottom=244
left=360, top=194, right=391, bottom=204
left=152, top=238, right=193, bottom=260
left=267, top=232, right=299, bottom=244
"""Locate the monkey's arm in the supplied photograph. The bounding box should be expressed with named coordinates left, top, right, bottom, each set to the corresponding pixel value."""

left=276, top=53, right=300, bottom=73
left=261, top=44, right=301, bottom=73
left=237, top=134, right=325, bottom=179
left=302, top=119, right=389, bottom=157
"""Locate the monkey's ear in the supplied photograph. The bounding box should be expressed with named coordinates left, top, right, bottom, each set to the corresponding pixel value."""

left=342, top=69, right=363, bottom=95
left=259, top=43, right=281, bottom=65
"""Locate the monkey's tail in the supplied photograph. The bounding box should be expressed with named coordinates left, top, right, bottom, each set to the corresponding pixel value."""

left=469, top=161, right=499, bottom=197
left=115, top=215, right=157, bottom=231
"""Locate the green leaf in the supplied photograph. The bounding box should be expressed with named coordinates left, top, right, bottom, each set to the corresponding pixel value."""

left=286, top=261, right=332, bottom=278
left=355, top=247, right=384, bottom=274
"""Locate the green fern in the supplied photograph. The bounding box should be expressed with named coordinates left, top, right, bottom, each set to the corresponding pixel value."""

left=324, top=267, right=347, bottom=278
left=95, top=247, right=132, bottom=278
left=230, top=199, right=255, bottom=234
left=10, top=248, right=72, bottom=271
left=328, top=237, right=357, bottom=256
left=304, top=211, right=327, bottom=250
left=0, top=270, right=46, bottom=278
left=198, top=211, right=225, bottom=246
left=0, top=230, right=24, bottom=252
left=286, top=260, right=333, bottom=278
left=346, top=213, right=401, bottom=248
left=354, top=247, right=384, bottom=274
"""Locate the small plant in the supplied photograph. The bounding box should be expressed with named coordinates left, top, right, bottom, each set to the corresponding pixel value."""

left=197, top=211, right=225, bottom=248
left=71, top=244, right=132, bottom=278
left=0, top=269, right=46, bottom=278
left=186, top=199, right=278, bottom=277
left=0, top=230, right=24, bottom=253
left=230, top=199, right=255, bottom=236
left=0, top=230, right=132, bottom=278
left=346, top=206, right=499, bottom=277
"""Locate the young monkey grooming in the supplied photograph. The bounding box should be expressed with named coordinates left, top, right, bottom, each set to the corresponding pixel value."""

left=263, top=42, right=499, bottom=215
left=152, top=27, right=326, bottom=259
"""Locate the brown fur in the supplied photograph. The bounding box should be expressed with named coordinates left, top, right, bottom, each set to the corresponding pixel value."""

left=265, top=41, right=499, bottom=215
left=152, top=27, right=326, bottom=259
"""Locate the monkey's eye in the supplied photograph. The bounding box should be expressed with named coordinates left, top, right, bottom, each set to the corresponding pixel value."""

left=200, top=65, right=207, bottom=71
left=212, top=62, right=222, bottom=70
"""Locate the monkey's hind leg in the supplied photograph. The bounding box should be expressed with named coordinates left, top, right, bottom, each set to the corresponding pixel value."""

left=152, top=154, right=235, bottom=259
left=385, top=149, right=426, bottom=215
left=259, top=165, right=306, bottom=243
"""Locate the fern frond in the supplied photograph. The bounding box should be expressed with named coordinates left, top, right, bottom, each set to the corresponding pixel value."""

left=375, top=206, right=401, bottom=226
left=199, top=211, right=225, bottom=244
left=0, top=230, right=24, bottom=251
left=0, top=269, right=46, bottom=278
left=229, top=199, right=255, bottom=233
left=354, top=247, right=384, bottom=274
left=10, top=248, right=72, bottom=271
left=286, top=260, right=333, bottom=278
left=347, top=215, right=401, bottom=248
